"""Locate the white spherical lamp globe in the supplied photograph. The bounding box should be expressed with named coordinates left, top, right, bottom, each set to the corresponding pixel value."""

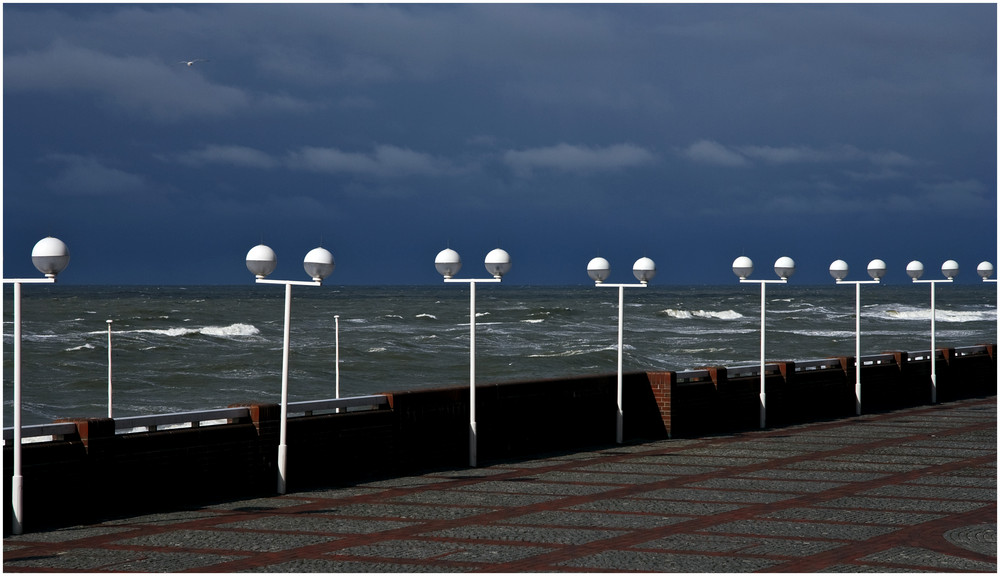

left=632, top=257, right=656, bottom=283
left=31, top=237, right=70, bottom=278
left=484, top=248, right=512, bottom=279
left=867, top=259, right=887, bottom=281
left=977, top=261, right=994, bottom=280
left=587, top=257, right=610, bottom=283
left=941, top=260, right=959, bottom=280
left=435, top=248, right=462, bottom=279
left=906, top=260, right=924, bottom=280
left=303, top=247, right=335, bottom=281
left=774, top=256, right=795, bottom=280
left=732, top=256, right=754, bottom=280
left=246, top=244, right=277, bottom=279
left=829, top=259, right=849, bottom=281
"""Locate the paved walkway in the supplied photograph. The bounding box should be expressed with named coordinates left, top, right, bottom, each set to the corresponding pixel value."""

left=4, top=396, right=996, bottom=572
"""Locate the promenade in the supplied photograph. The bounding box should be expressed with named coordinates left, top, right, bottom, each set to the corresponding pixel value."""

left=4, top=396, right=995, bottom=573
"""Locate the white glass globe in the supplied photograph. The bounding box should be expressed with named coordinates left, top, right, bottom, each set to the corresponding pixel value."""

left=31, top=237, right=70, bottom=278
left=941, top=260, right=959, bottom=280
left=246, top=244, right=277, bottom=279
left=829, top=259, right=849, bottom=281
left=435, top=248, right=462, bottom=279
left=774, top=256, right=795, bottom=280
left=587, top=257, right=610, bottom=283
left=484, top=248, right=512, bottom=279
left=632, top=257, right=656, bottom=283
left=977, top=261, right=995, bottom=280
left=867, top=259, right=887, bottom=280
left=303, top=247, right=335, bottom=281
left=906, top=260, right=924, bottom=280
left=732, top=256, right=754, bottom=279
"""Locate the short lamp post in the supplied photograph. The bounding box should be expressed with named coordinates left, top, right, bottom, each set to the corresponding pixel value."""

left=107, top=319, right=114, bottom=418
left=246, top=244, right=335, bottom=494
left=829, top=259, right=886, bottom=415
left=977, top=262, right=997, bottom=283
left=435, top=247, right=511, bottom=467
left=732, top=256, right=795, bottom=429
left=587, top=256, right=656, bottom=444
left=3, top=236, right=71, bottom=535
left=906, top=260, right=958, bottom=404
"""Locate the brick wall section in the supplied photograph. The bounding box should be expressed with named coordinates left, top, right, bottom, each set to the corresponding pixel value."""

left=4, top=345, right=995, bottom=534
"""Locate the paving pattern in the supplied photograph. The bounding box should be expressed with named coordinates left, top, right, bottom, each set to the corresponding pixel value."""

left=4, top=396, right=996, bottom=572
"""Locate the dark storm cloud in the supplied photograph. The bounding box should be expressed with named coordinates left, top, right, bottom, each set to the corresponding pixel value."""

left=3, top=3, right=995, bottom=285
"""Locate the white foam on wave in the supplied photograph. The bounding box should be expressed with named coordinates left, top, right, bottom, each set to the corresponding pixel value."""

left=415, top=313, right=437, bottom=320
left=660, top=308, right=743, bottom=320
left=521, top=319, right=545, bottom=324
left=121, top=323, right=261, bottom=338
left=65, top=343, right=96, bottom=352
left=884, top=308, right=995, bottom=323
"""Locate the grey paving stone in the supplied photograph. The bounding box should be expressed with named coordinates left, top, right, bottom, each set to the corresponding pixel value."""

left=2, top=524, right=134, bottom=542
left=391, top=489, right=559, bottom=507
left=819, top=496, right=990, bottom=514
left=635, top=454, right=769, bottom=467
left=863, top=484, right=996, bottom=501
left=218, top=515, right=413, bottom=534
left=533, top=469, right=674, bottom=484
left=454, top=479, right=615, bottom=496
left=560, top=548, right=778, bottom=572
left=639, top=533, right=844, bottom=557
left=860, top=546, right=997, bottom=572
left=944, top=523, right=996, bottom=557
left=421, top=524, right=627, bottom=545
left=331, top=539, right=552, bottom=563
left=817, top=564, right=932, bottom=572
left=637, top=487, right=798, bottom=504
left=740, top=468, right=889, bottom=482
left=906, top=474, right=997, bottom=488
left=827, top=453, right=961, bottom=466
left=114, top=550, right=248, bottom=572
left=788, top=459, right=925, bottom=473
left=581, top=461, right=720, bottom=475
left=207, top=496, right=316, bottom=511
left=117, top=528, right=338, bottom=552
left=570, top=497, right=742, bottom=516
left=505, top=509, right=687, bottom=530
left=706, top=519, right=897, bottom=541
left=292, top=486, right=390, bottom=500
left=245, top=558, right=461, bottom=572
left=105, top=508, right=224, bottom=526
left=763, top=507, right=943, bottom=526
left=687, top=476, right=845, bottom=493
left=2, top=548, right=142, bottom=571
left=329, top=502, right=494, bottom=520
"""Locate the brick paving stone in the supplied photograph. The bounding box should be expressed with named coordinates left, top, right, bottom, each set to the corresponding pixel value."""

left=331, top=540, right=552, bottom=563
left=762, top=507, right=943, bottom=525
left=390, top=490, right=559, bottom=507
left=864, top=484, right=996, bottom=501
left=504, top=510, right=687, bottom=530
left=686, top=477, right=846, bottom=493
left=422, top=524, right=628, bottom=545
left=819, top=495, right=991, bottom=513
left=246, top=558, right=461, bottom=572
left=326, top=502, right=495, bottom=520
left=582, top=461, right=720, bottom=475
left=532, top=469, right=674, bottom=484
left=217, top=515, right=415, bottom=534
left=741, top=468, right=890, bottom=482
left=637, top=486, right=800, bottom=503
left=570, top=497, right=743, bottom=516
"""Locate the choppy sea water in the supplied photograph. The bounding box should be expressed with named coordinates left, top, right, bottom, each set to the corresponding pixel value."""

left=3, top=284, right=996, bottom=426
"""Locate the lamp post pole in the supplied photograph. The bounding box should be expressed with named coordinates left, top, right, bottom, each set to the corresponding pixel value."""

left=247, top=244, right=334, bottom=494
left=436, top=247, right=511, bottom=467
left=587, top=257, right=656, bottom=443
left=830, top=259, right=885, bottom=415
left=907, top=260, right=958, bottom=404
left=107, top=319, right=114, bottom=418
left=732, top=256, right=794, bottom=429
left=3, top=237, right=71, bottom=535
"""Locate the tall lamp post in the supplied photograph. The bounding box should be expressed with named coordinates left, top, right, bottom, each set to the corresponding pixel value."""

left=435, top=247, right=511, bottom=467
left=587, top=256, right=656, bottom=444
left=906, top=259, right=958, bottom=404
left=4, top=236, right=71, bottom=535
left=977, top=261, right=997, bottom=283
left=732, top=255, right=795, bottom=429
left=246, top=244, right=335, bottom=494
left=829, top=259, right=886, bottom=415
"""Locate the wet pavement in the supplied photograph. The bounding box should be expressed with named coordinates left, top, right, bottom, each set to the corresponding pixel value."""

left=4, top=396, right=995, bottom=572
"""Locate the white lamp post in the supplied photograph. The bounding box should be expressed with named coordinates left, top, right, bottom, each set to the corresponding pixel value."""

left=907, top=259, right=958, bottom=404
left=977, top=261, right=997, bottom=283
left=107, top=319, right=114, bottom=418
left=246, top=244, right=334, bottom=494
left=830, top=259, right=886, bottom=415
left=3, top=236, right=71, bottom=535
left=732, top=255, right=794, bottom=429
left=435, top=247, right=511, bottom=467
left=587, top=256, right=655, bottom=444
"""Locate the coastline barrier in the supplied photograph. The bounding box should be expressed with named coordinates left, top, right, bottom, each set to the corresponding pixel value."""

left=3, top=344, right=995, bottom=535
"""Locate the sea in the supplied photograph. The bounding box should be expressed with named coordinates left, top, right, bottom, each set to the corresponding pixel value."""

left=3, top=284, right=997, bottom=427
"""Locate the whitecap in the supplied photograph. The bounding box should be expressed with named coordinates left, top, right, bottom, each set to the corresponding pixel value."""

left=415, top=313, right=437, bottom=320
left=65, top=343, right=96, bottom=352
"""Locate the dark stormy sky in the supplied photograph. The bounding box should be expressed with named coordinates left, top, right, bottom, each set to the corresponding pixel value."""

left=3, top=3, right=996, bottom=285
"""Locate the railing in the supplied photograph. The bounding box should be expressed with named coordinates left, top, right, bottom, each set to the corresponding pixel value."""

left=3, top=394, right=390, bottom=445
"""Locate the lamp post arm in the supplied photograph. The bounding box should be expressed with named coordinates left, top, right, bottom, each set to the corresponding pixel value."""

left=256, top=279, right=322, bottom=287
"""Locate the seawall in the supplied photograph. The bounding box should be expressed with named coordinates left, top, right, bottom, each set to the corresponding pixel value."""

left=4, top=344, right=996, bottom=535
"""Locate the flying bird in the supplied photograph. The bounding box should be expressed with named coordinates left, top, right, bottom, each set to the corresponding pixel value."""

left=177, top=59, right=210, bottom=67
